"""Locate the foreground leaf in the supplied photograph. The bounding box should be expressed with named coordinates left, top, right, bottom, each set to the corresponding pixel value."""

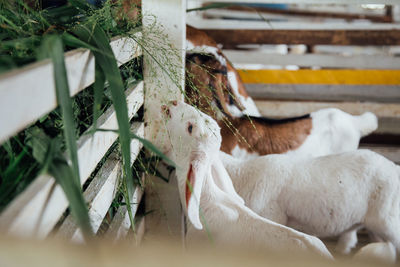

left=72, top=22, right=135, bottom=231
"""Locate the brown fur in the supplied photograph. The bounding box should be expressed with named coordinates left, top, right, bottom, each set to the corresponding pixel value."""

left=186, top=26, right=312, bottom=156
left=186, top=26, right=246, bottom=114
left=187, top=26, right=249, bottom=100
left=112, top=0, right=141, bottom=22
left=185, top=54, right=243, bottom=120
left=187, top=25, right=218, bottom=47
left=219, top=116, right=312, bottom=155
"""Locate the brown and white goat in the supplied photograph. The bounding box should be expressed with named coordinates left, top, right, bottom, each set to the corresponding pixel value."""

left=185, top=50, right=377, bottom=158
left=186, top=26, right=261, bottom=118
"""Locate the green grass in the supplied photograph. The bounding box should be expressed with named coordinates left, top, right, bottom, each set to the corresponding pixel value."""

left=0, top=0, right=164, bottom=239
left=0, top=0, right=236, bottom=242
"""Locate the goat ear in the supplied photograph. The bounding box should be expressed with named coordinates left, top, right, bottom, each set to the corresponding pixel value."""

left=213, top=74, right=234, bottom=118
left=185, top=152, right=208, bottom=230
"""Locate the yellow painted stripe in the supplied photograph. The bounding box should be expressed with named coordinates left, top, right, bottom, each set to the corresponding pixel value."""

left=238, top=69, right=400, bottom=85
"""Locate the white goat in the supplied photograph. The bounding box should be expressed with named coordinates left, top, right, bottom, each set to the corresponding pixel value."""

left=220, top=149, right=400, bottom=255
left=161, top=101, right=332, bottom=258
left=354, top=242, right=396, bottom=264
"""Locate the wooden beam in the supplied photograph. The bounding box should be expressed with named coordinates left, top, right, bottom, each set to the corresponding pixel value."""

left=254, top=100, right=400, bottom=135
left=245, top=84, right=400, bottom=103
left=105, top=183, right=144, bottom=242
left=255, top=100, right=400, bottom=118
left=0, top=84, right=143, bottom=238
left=214, top=5, right=393, bottom=23
left=200, top=29, right=400, bottom=46
left=189, top=18, right=400, bottom=30
left=238, top=69, right=400, bottom=85
left=0, top=33, right=142, bottom=145
left=142, top=0, right=186, bottom=242
left=198, top=0, right=399, bottom=4
left=224, top=50, right=400, bottom=69
left=57, top=123, right=144, bottom=241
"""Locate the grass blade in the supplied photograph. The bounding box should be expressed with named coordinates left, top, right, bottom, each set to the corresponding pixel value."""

left=186, top=3, right=234, bottom=12
left=40, top=35, right=92, bottom=239
left=130, top=132, right=175, bottom=167
left=93, top=128, right=176, bottom=168
left=72, top=22, right=135, bottom=231
left=44, top=35, right=81, bottom=188
left=50, top=155, right=93, bottom=240
left=92, top=62, right=105, bottom=129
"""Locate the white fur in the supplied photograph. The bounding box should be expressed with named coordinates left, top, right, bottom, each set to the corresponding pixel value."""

left=162, top=101, right=333, bottom=258
left=284, top=108, right=378, bottom=158
left=226, top=71, right=261, bottom=117
left=231, top=145, right=259, bottom=159
left=186, top=42, right=227, bottom=67
left=354, top=242, right=396, bottom=264
left=231, top=108, right=378, bottom=160
left=221, top=149, right=400, bottom=254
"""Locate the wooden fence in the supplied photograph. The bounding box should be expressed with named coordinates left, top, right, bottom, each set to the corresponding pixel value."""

left=0, top=0, right=187, bottom=244
left=188, top=0, right=400, bottom=164
left=0, top=31, right=145, bottom=241
left=0, top=0, right=399, bottom=245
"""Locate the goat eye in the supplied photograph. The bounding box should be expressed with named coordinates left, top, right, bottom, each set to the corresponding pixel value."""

left=187, top=123, right=193, bottom=134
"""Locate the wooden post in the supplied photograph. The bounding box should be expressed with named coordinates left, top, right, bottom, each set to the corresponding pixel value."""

left=142, top=0, right=186, bottom=242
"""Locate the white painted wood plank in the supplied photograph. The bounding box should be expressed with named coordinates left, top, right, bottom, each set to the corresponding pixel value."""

left=142, top=0, right=186, bottom=240
left=0, top=32, right=142, bottom=145
left=57, top=153, right=121, bottom=240
left=105, top=183, right=144, bottom=242
left=187, top=17, right=400, bottom=30
left=134, top=217, right=146, bottom=245
left=224, top=50, right=400, bottom=69
left=197, top=0, right=399, bottom=4
left=204, top=9, right=319, bottom=22
left=0, top=82, right=144, bottom=238
left=376, top=117, right=400, bottom=135
left=143, top=173, right=184, bottom=242
left=76, top=82, right=143, bottom=180
left=255, top=100, right=400, bottom=118
left=254, top=100, right=400, bottom=134
left=57, top=123, right=144, bottom=241
left=245, top=84, right=400, bottom=103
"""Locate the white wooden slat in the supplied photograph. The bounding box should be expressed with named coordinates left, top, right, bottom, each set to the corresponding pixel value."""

left=187, top=17, right=400, bottom=30
left=57, top=123, right=144, bottom=241
left=204, top=9, right=320, bottom=22
left=245, top=84, right=400, bottom=103
left=0, top=32, right=142, bottom=145
left=255, top=100, right=400, bottom=118
left=376, top=117, right=400, bottom=135
left=134, top=217, right=146, bottom=245
left=254, top=100, right=400, bottom=134
left=105, top=183, right=144, bottom=242
left=76, top=82, right=143, bottom=180
left=143, top=0, right=186, bottom=240
left=196, top=0, right=398, bottom=4
left=224, top=50, right=400, bottom=70
left=0, top=82, right=144, bottom=238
